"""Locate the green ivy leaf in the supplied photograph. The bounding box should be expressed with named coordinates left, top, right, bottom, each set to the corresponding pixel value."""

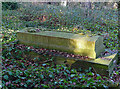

left=66, top=70, right=70, bottom=73
left=42, top=64, right=46, bottom=66
left=59, top=85, right=64, bottom=88
left=54, top=81, right=58, bottom=85
left=40, top=74, right=44, bottom=79
left=24, top=84, right=27, bottom=87
left=87, top=72, right=94, bottom=76
left=70, top=74, right=75, bottom=78
left=71, top=69, right=77, bottom=73
left=26, top=80, right=32, bottom=83
left=49, top=74, right=53, bottom=78
left=28, top=47, right=30, bottom=49
left=21, top=77, right=26, bottom=79
left=116, top=71, right=119, bottom=75
left=3, top=75, right=9, bottom=80
left=15, top=79, right=20, bottom=83
left=96, top=75, right=101, bottom=80
left=8, top=71, right=13, bottom=75
left=41, top=84, right=48, bottom=88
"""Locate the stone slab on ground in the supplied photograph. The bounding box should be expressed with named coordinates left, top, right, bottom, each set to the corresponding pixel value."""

left=17, top=28, right=105, bottom=59
left=55, top=53, right=118, bottom=76
left=26, top=50, right=118, bottom=76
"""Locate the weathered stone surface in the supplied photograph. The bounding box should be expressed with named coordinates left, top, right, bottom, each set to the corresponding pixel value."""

left=71, top=53, right=118, bottom=76
left=25, top=50, right=118, bottom=76
left=51, top=53, right=118, bottom=76
left=17, top=29, right=105, bottom=59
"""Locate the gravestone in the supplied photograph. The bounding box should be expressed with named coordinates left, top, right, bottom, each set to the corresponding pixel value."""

left=17, top=27, right=105, bottom=59
left=16, top=27, right=118, bottom=76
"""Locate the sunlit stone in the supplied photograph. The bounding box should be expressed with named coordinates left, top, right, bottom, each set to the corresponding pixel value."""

left=17, top=28, right=105, bottom=59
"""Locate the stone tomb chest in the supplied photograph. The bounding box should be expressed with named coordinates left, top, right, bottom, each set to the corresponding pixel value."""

left=16, top=27, right=118, bottom=76
left=17, top=28, right=105, bottom=59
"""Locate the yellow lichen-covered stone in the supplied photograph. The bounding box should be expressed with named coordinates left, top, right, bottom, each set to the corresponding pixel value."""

left=17, top=29, right=105, bottom=59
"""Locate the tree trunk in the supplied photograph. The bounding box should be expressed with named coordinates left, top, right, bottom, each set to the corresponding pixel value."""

left=82, top=1, right=92, bottom=17
left=117, top=1, right=120, bottom=59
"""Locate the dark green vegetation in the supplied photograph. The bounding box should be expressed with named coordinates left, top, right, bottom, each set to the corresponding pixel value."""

left=2, top=43, right=120, bottom=89
left=2, top=2, right=19, bottom=10
left=1, top=2, right=120, bottom=89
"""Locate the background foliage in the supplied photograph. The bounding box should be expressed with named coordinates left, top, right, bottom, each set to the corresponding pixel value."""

left=2, top=2, right=19, bottom=10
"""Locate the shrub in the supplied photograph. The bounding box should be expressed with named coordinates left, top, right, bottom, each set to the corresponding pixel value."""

left=2, top=2, right=19, bottom=10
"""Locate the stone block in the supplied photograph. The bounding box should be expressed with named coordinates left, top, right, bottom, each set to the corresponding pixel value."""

left=16, top=28, right=105, bottom=59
